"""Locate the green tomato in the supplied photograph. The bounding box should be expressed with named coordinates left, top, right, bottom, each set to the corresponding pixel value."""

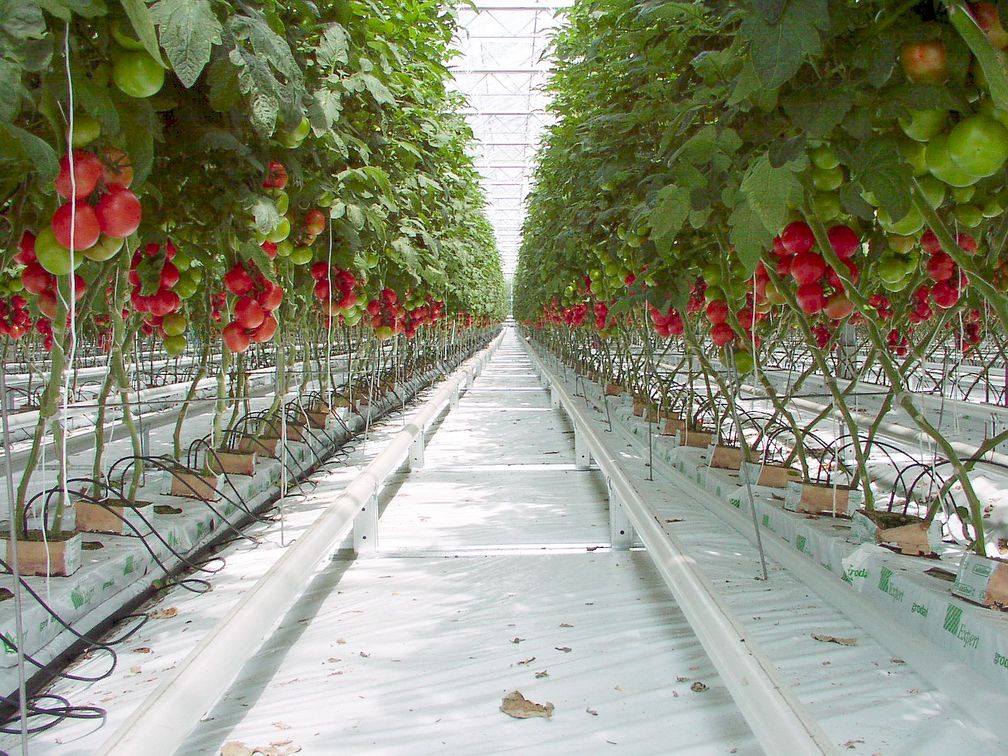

left=279, top=116, right=311, bottom=149
left=705, top=285, right=725, bottom=302
left=271, top=190, right=290, bottom=215
left=947, top=114, right=1008, bottom=177
left=979, top=97, right=1008, bottom=130
left=163, top=334, right=187, bottom=356
left=343, top=308, right=362, bottom=326
left=732, top=349, right=754, bottom=374
left=112, top=51, right=165, bottom=98
left=898, top=138, right=928, bottom=177
left=952, top=185, right=976, bottom=204
left=366, top=251, right=379, bottom=268
left=112, top=23, right=146, bottom=51
left=275, top=239, right=294, bottom=257
left=887, top=234, right=916, bottom=254
left=812, top=165, right=844, bottom=191
left=899, top=109, right=948, bottom=142
left=926, top=134, right=980, bottom=187
left=71, top=115, right=101, bottom=148
left=185, top=266, right=203, bottom=285
left=810, top=145, right=839, bottom=170
left=82, top=234, right=124, bottom=262
left=266, top=215, right=290, bottom=242
left=917, top=175, right=946, bottom=208
left=162, top=313, right=187, bottom=336
left=877, top=253, right=910, bottom=284
left=174, top=279, right=197, bottom=300
left=291, top=246, right=313, bottom=264
left=173, top=252, right=191, bottom=271
left=878, top=205, right=925, bottom=235
left=35, top=227, right=74, bottom=276
left=982, top=195, right=1004, bottom=217
left=702, top=263, right=722, bottom=286
left=813, top=192, right=842, bottom=220
left=953, top=203, right=984, bottom=227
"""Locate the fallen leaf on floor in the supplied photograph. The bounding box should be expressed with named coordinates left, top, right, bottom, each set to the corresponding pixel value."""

left=271, top=721, right=291, bottom=730
left=555, top=646, right=572, bottom=653
left=843, top=739, right=865, bottom=749
left=891, top=657, right=906, bottom=665
left=586, top=707, right=598, bottom=716
left=221, top=742, right=252, bottom=756
left=535, top=670, right=549, bottom=679
left=500, top=690, right=554, bottom=719
left=511, top=637, right=525, bottom=644
left=336, top=639, right=346, bottom=645
left=517, top=657, right=536, bottom=666
left=690, top=681, right=708, bottom=693
left=132, top=647, right=152, bottom=654
left=149, top=607, right=178, bottom=620
left=812, top=633, right=857, bottom=646
left=359, top=651, right=370, bottom=658
left=559, top=623, right=573, bottom=628
left=665, top=518, right=685, bottom=523
left=676, top=676, right=688, bottom=683
left=220, top=741, right=301, bottom=756
left=129, top=665, right=142, bottom=674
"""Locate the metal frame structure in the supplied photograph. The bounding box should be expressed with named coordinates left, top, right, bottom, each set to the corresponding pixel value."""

left=449, top=1, right=573, bottom=278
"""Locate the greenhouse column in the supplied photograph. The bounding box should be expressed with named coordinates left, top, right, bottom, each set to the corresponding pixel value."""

left=607, top=478, right=634, bottom=550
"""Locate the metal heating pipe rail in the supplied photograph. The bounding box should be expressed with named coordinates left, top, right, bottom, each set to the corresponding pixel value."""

left=97, top=332, right=503, bottom=756
left=523, top=337, right=840, bottom=756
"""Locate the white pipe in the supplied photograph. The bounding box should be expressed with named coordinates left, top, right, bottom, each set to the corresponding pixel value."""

left=522, top=336, right=840, bottom=756
left=97, top=331, right=503, bottom=756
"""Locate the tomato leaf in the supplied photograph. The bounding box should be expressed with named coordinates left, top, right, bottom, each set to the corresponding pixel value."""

left=0, top=1, right=46, bottom=38
left=0, top=59, right=24, bottom=122
left=648, top=185, right=690, bottom=241
left=740, top=0, right=829, bottom=89
left=739, top=153, right=802, bottom=236
left=749, top=0, right=788, bottom=23
left=0, top=122, right=58, bottom=181
left=119, top=0, right=165, bottom=65
left=359, top=73, right=395, bottom=106
left=71, top=67, right=120, bottom=135
left=151, top=0, right=221, bottom=88
left=843, top=135, right=912, bottom=224
left=728, top=197, right=770, bottom=275
left=249, top=196, right=280, bottom=235
left=317, top=23, right=349, bottom=70
left=782, top=89, right=852, bottom=139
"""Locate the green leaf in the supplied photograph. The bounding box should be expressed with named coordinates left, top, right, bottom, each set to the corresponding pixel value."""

left=249, top=196, right=280, bottom=234
left=151, top=0, right=221, bottom=88
left=740, top=0, right=828, bottom=89
left=35, top=0, right=107, bottom=21
left=359, top=73, right=395, bottom=106
left=0, top=123, right=58, bottom=181
left=72, top=69, right=120, bottom=134
left=238, top=239, right=277, bottom=284
left=0, top=0, right=46, bottom=38
left=739, top=153, right=802, bottom=235
left=117, top=98, right=158, bottom=186
left=226, top=14, right=300, bottom=83
left=749, top=0, right=788, bottom=23
left=0, top=59, right=23, bottom=122
left=206, top=57, right=240, bottom=112
left=317, top=23, right=349, bottom=70
left=844, top=135, right=913, bottom=224
left=782, top=89, right=852, bottom=138
left=728, top=198, right=771, bottom=275
left=119, top=0, right=163, bottom=64
left=648, top=185, right=690, bottom=240
left=865, top=38, right=898, bottom=88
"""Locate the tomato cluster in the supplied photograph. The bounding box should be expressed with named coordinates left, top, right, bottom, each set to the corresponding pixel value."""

left=0, top=296, right=32, bottom=341
left=129, top=242, right=187, bottom=354
left=222, top=262, right=282, bottom=353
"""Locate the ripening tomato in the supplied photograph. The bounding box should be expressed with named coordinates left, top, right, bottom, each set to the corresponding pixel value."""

left=795, top=282, right=826, bottom=315
left=304, top=208, right=326, bottom=235
left=710, top=321, right=735, bottom=347
left=55, top=150, right=103, bottom=199
left=224, top=264, right=254, bottom=296
left=234, top=296, right=266, bottom=329
left=83, top=234, right=125, bottom=262
left=21, top=262, right=52, bottom=295
left=250, top=313, right=278, bottom=343
left=900, top=40, right=948, bottom=85
left=102, top=147, right=134, bottom=188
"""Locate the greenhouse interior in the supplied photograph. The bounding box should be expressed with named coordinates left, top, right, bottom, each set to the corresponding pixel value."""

left=4, top=0, right=1008, bottom=754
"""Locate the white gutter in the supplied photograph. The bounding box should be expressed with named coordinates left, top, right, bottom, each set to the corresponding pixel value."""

left=96, top=332, right=503, bottom=756
left=523, top=338, right=840, bottom=756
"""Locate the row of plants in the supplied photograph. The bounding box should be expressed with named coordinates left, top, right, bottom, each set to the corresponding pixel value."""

left=0, top=0, right=506, bottom=554
left=514, top=0, right=1008, bottom=559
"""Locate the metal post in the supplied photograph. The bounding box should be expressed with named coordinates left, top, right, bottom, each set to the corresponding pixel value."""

left=409, top=434, right=425, bottom=471
left=550, top=387, right=560, bottom=408
left=450, top=385, right=460, bottom=409
left=353, top=488, right=379, bottom=554
left=574, top=426, right=591, bottom=470
left=607, top=478, right=634, bottom=550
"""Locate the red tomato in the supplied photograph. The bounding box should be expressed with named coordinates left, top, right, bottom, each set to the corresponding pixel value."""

left=250, top=313, right=278, bottom=343
left=224, top=264, right=254, bottom=296
left=780, top=221, right=815, bottom=255
left=223, top=321, right=251, bottom=353
left=51, top=201, right=101, bottom=251
left=234, top=296, right=265, bottom=329
left=95, top=187, right=142, bottom=237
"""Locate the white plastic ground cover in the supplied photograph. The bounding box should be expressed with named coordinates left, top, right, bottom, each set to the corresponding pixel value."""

left=106, top=334, right=761, bottom=755
left=95, top=336, right=502, bottom=755
left=0, top=360, right=451, bottom=696
left=0, top=366, right=466, bottom=754
left=589, top=365, right=1008, bottom=691
left=536, top=342, right=1008, bottom=748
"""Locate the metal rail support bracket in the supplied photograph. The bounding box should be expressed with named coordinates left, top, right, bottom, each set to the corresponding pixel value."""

left=353, top=486, right=379, bottom=555
left=607, top=477, right=634, bottom=550
left=409, top=434, right=425, bottom=471
left=574, top=425, right=592, bottom=471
